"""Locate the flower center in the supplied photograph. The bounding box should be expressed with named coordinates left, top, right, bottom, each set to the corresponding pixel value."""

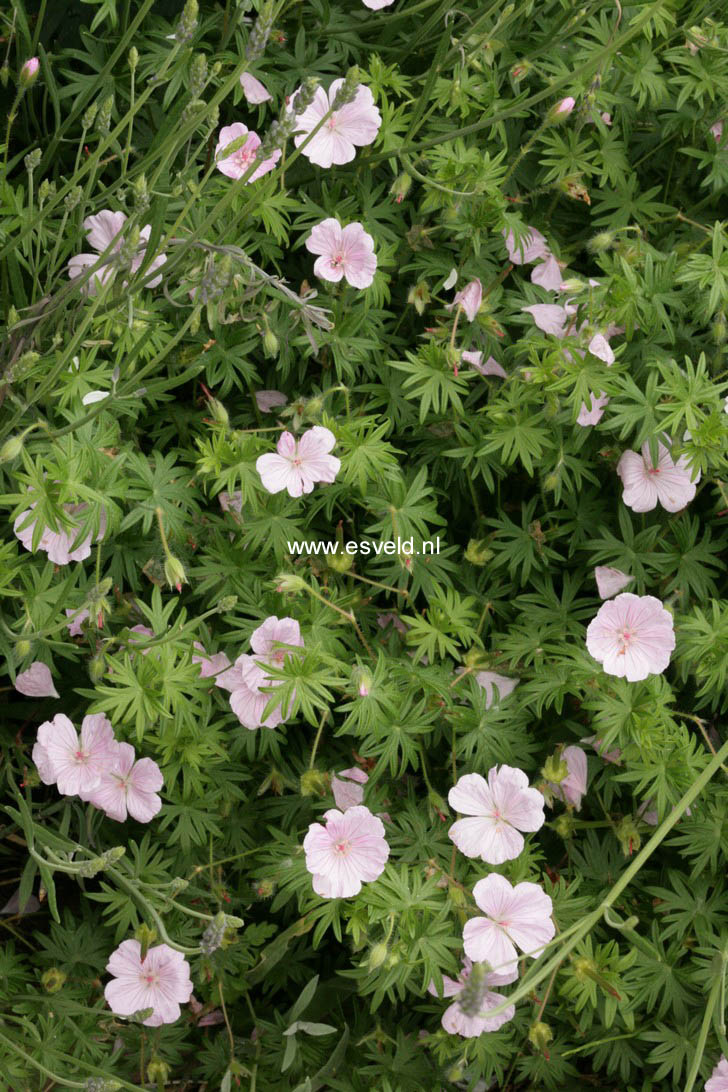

left=647, top=467, right=660, bottom=475
left=141, top=972, right=159, bottom=987
left=326, top=113, right=339, bottom=130
left=235, top=144, right=254, bottom=167
left=616, top=628, right=633, bottom=654
left=333, top=839, right=351, bottom=856
left=330, top=253, right=344, bottom=268
left=73, top=749, right=89, bottom=763
left=292, top=456, right=302, bottom=467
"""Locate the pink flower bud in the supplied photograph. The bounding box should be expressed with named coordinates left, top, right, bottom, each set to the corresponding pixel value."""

left=553, top=96, right=575, bottom=118
left=20, top=57, right=40, bottom=88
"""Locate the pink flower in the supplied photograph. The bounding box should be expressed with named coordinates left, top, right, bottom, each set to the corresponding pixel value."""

left=293, top=80, right=381, bottom=167
left=214, top=123, right=281, bottom=181
left=250, top=615, right=303, bottom=665
left=553, top=96, right=575, bottom=117
left=474, top=671, right=519, bottom=709
left=14, top=502, right=106, bottom=564
left=331, top=767, right=369, bottom=810
left=256, top=426, right=340, bottom=497
left=463, top=874, right=555, bottom=975
left=303, top=805, right=389, bottom=898
left=577, top=391, right=609, bottom=426
left=86, top=742, right=163, bottom=823
left=617, top=440, right=697, bottom=512
left=586, top=593, right=675, bottom=682
left=522, top=302, right=576, bottom=337
left=15, top=662, right=59, bottom=698
left=20, top=57, right=40, bottom=86
left=305, top=219, right=377, bottom=288
left=217, top=654, right=286, bottom=729
left=104, top=940, right=193, bottom=1027
left=33, top=713, right=117, bottom=797
left=503, top=227, right=550, bottom=265
left=240, top=72, right=272, bottom=104
left=595, top=566, right=633, bottom=599
left=531, top=255, right=563, bottom=291
left=66, top=608, right=90, bottom=636
left=446, top=279, right=482, bottom=322
left=588, top=332, right=615, bottom=364
left=376, top=612, right=408, bottom=635
left=68, top=211, right=166, bottom=296
left=462, top=351, right=507, bottom=379
left=710, top=120, right=725, bottom=145
left=427, top=957, right=517, bottom=1038
left=255, top=389, right=287, bottom=413
left=705, top=1057, right=728, bottom=1091
left=448, top=768, right=545, bottom=864
left=546, top=746, right=587, bottom=810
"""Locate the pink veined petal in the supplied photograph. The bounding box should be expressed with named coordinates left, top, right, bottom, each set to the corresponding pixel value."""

left=333, top=85, right=382, bottom=147
left=15, top=662, right=59, bottom=698
left=522, top=304, right=570, bottom=337
left=577, top=392, right=609, bottom=427
left=504, top=883, right=555, bottom=956
left=313, top=254, right=346, bottom=283
left=305, top=218, right=343, bottom=257
left=449, top=816, right=525, bottom=864
left=588, top=332, right=615, bottom=364
left=331, top=774, right=366, bottom=810
left=595, top=566, right=632, bottom=599
left=104, top=976, right=151, bottom=1018
left=427, top=974, right=463, bottom=999
left=503, top=226, right=549, bottom=264
left=84, top=210, right=127, bottom=254
left=256, top=452, right=296, bottom=494
left=240, top=72, right=272, bottom=104
left=255, top=389, right=287, bottom=413
left=129, top=756, right=164, bottom=795
left=448, top=772, right=493, bottom=816
left=276, top=431, right=297, bottom=458
left=67, top=253, right=115, bottom=295
left=297, top=426, right=337, bottom=458
left=462, top=916, right=518, bottom=974
left=617, top=449, right=659, bottom=512
left=106, top=938, right=144, bottom=978
left=531, top=254, right=563, bottom=291
left=33, top=740, right=57, bottom=785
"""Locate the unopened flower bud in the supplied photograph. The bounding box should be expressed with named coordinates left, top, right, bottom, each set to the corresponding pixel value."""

left=255, top=878, right=275, bottom=898
left=427, top=789, right=448, bottom=819
left=355, top=668, right=373, bottom=696
left=175, top=0, right=199, bottom=44
left=246, top=1, right=273, bottom=60
left=368, top=942, right=388, bottom=970
left=163, top=556, right=187, bottom=593
left=528, top=1020, right=553, bottom=1053
left=549, top=95, right=575, bottom=121
left=135, top=923, right=158, bottom=960
left=616, top=816, right=641, bottom=856
left=132, top=173, right=150, bottom=211
left=448, top=883, right=466, bottom=908
left=65, top=185, right=83, bottom=212
left=553, top=812, right=576, bottom=839
left=207, top=397, right=229, bottom=428
left=262, top=325, right=279, bottom=358
left=712, top=311, right=727, bottom=345
left=0, top=64, right=9, bottom=87
left=300, top=769, right=329, bottom=796
left=217, top=595, right=238, bottom=613
left=188, top=53, right=207, bottom=97
left=146, top=1057, right=170, bottom=1085
left=464, top=539, right=493, bottom=565
left=82, top=102, right=98, bottom=130
left=128, top=46, right=139, bottom=71
left=407, top=281, right=430, bottom=315
left=24, top=148, right=41, bottom=172
left=96, top=94, right=114, bottom=133
left=15, top=638, right=32, bottom=660
left=38, top=179, right=55, bottom=206
left=7, top=305, right=19, bottom=327
left=201, top=911, right=227, bottom=955
left=19, top=57, right=40, bottom=89
left=88, top=652, right=107, bottom=683
left=572, top=955, right=598, bottom=981
left=588, top=231, right=616, bottom=253
left=0, top=435, right=24, bottom=463
left=327, top=551, right=354, bottom=573
left=276, top=572, right=306, bottom=593
left=389, top=172, right=412, bottom=204
left=446, top=1066, right=464, bottom=1083
left=41, top=967, right=66, bottom=993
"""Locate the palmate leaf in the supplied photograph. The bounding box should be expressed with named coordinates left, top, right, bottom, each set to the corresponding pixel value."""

left=388, top=345, right=472, bottom=422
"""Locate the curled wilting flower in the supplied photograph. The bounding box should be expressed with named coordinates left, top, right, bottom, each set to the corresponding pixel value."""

left=15, top=661, right=59, bottom=698
left=586, top=593, right=675, bottom=682
left=67, top=211, right=166, bottom=295
left=594, top=566, right=632, bottom=599
left=545, top=746, right=588, bottom=810
left=446, top=279, right=482, bottom=322
left=331, top=767, right=368, bottom=810
left=305, top=219, right=377, bottom=288
left=292, top=79, right=381, bottom=167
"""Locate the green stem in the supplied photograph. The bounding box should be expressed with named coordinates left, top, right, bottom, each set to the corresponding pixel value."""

left=106, top=865, right=201, bottom=955
left=684, top=962, right=723, bottom=1092
left=0, top=1029, right=86, bottom=1088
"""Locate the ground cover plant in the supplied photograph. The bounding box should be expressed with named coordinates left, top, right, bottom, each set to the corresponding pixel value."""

left=1, top=0, right=728, bottom=1088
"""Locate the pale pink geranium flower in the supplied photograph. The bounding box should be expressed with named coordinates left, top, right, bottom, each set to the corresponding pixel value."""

left=462, top=351, right=507, bottom=379
left=331, top=767, right=369, bottom=810
left=303, top=805, right=389, bottom=898
left=68, top=211, right=166, bottom=295
left=706, top=1057, right=728, bottom=1092
left=104, top=940, right=193, bottom=1027
left=305, top=219, right=377, bottom=288
left=293, top=80, right=381, bottom=167
left=256, top=426, right=341, bottom=497
left=14, top=502, right=106, bottom=565
left=33, top=713, right=117, bottom=797
left=217, top=654, right=288, bottom=730
left=446, top=279, right=482, bottom=322
left=214, top=123, right=281, bottom=181
left=448, top=768, right=545, bottom=864
left=15, top=662, right=59, bottom=698
left=463, top=874, right=555, bottom=974
left=617, top=440, right=697, bottom=512
left=240, top=72, right=272, bottom=104
left=586, top=593, right=675, bottom=682
left=546, top=746, right=588, bottom=810
left=427, top=957, right=517, bottom=1038
left=66, top=608, right=90, bottom=636
left=474, top=671, right=519, bottom=709
left=503, top=226, right=550, bottom=265
left=192, top=641, right=231, bottom=680
left=255, top=389, right=287, bottom=413
left=588, top=332, right=615, bottom=364
left=86, top=742, right=163, bottom=823
left=595, top=566, right=633, bottom=599
left=577, top=391, right=609, bottom=427
left=522, top=302, right=576, bottom=337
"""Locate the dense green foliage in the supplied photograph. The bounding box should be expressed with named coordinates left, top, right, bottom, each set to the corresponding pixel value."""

left=1, top=0, right=728, bottom=1089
